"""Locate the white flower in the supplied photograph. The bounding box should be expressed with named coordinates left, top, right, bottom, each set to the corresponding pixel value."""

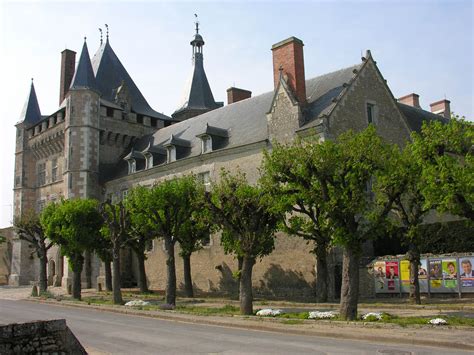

left=308, top=311, right=338, bottom=319
left=429, top=318, right=447, bottom=325
left=124, top=300, right=150, bottom=307
left=362, top=312, right=383, bottom=320
left=256, top=308, right=284, bottom=316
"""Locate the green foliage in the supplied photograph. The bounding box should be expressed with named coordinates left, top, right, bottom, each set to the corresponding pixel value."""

left=41, top=198, right=103, bottom=269
left=207, top=170, right=280, bottom=259
left=0, top=235, right=5, bottom=244
left=411, top=116, right=473, bottom=220
left=14, top=209, right=52, bottom=258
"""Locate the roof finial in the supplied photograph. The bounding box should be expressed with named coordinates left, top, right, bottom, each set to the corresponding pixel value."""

left=99, top=28, right=103, bottom=45
left=105, top=24, right=109, bottom=41
left=194, top=13, right=199, bottom=34
left=84, top=36, right=87, bottom=43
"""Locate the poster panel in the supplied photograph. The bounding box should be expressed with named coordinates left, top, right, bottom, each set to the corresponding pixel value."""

left=459, top=257, right=474, bottom=288
left=400, top=260, right=410, bottom=291
left=429, top=259, right=442, bottom=289
left=442, top=259, right=458, bottom=288
left=418, top=259, right=429, bottom=293
left=374, top=261, right=386, bottom=292
left=385, top=261, right=399, bottom=292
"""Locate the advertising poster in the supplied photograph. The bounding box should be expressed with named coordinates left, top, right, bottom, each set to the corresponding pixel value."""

left=418, top=259, right=428, bottom=279
left=442, top=259, right=458, bottom=288
left=459, top=257, right=474, bottom=287
left=429, top=259, right=442, bottom=288
left=385, top=261, right=398, bottom=291
left=400, top=260, right=410, bottom=286
left=374, top=261, right=386, bottom=291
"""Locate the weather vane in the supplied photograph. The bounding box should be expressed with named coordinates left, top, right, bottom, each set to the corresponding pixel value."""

left=194, top=14, right=199, bottom=34
left=99, top=28, right=103, bottom=45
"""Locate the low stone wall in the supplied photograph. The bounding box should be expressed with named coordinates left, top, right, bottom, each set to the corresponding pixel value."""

left=0, top=319, right=86, bottom=354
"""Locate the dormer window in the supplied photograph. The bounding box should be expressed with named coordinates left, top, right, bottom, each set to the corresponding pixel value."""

left=128, top=159, right=136, bottom=174
left=201, top=135, right=212, bottom=153
left=167, top=146, right=176, bottom=163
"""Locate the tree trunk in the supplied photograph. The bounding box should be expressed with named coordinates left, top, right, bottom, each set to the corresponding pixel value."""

left=239, top=256, right=255, bottom=315
left=38, top=253, right=48, bottom=293
left=339, top=247, right=360, bottom=320
left=112, top=242, right=123, bottom=304
left=237, top=256, right=243, bottom=294
left=84, top=251, right=92, bottom=289
left=183, top=254, right=193, bottom=298
left=407, top=244, right=421, bottom=305
left=314, top=244, right=328, bottom=302
left=165, top=238, right=177, bottom=306
left=136, top=251, right=149, bottom=294
left=71, top=253, right=84, bottom=300
left=104, top=260, right=113, bottom=292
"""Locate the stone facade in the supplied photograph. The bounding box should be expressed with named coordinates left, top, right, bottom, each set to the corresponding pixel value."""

left=9, top=30, right=452, bottom=300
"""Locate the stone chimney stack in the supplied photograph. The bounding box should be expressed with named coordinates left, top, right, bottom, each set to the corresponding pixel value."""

left=398, top=93, right=420, bottom=108
left=59, top=49, right=76, bottom=104
left=226, top=87, right=252, bottom=105
left=271, top=37, right=306, bottom=105
left=430, top=99, right=451, bottom=119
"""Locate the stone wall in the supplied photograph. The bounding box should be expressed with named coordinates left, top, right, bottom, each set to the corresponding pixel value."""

left=0, top=319, right=86, bottom=354
left=0, top=227, right=13, bottom=285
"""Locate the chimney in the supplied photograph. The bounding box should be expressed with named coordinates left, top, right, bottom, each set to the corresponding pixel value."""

left=271, top=37, right=306, bottom=105
left=59, top=49, right=76, bottom=104
left=226, top=87, right=252, bottom=105
left=430, top=99, right=451, bottom=119
left=398, top=93, right=420, bottom=108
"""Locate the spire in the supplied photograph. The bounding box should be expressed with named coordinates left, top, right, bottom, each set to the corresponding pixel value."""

left=172, top=19, right=222, bottom=121
left=70, top=38, right=98, bottom=92
left=19, top=79, right=42, bottom=126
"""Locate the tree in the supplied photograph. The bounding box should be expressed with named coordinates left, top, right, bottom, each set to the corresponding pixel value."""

left=99, top=200, right=130, bottom=304
left=125, top=186, right=157, bottom=294
left=206, top=170, right=280, bottom=315
left=135, top=176, right=198, bottom=305
left=373, top=144, right=431, bottom=304
left=14, top=210, right=53, bottom=292
left=94, top=230, right=113, bottom=292
left=178, top=195, right=215, bottom=298
left=261, top=139, right=335, bottom=302
left=412, top=117, right=473, bottom=220
left=41, top=199, right=103, bottom=300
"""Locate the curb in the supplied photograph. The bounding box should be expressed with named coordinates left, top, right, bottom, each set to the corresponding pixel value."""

left=26, top=298, right=474, bottom=352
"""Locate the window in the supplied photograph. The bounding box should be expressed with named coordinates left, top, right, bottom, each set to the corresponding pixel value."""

left=167, top=146, right=176, bottom=163
left=128, top=159, right=136, bottom=174
left=51, top=158, right=58, bottom=182
left=366, top=102, right=377, bottom=125
left=198, top=171, right=211, bottom=191
left=145, top=154, right=153, bottom=169
left=106, top=107, right=114, bottom=117
left=37, top=163, right=46, bottom=186
left=201, top=135, right=212, bottom=153
left=137, top=115, right=144, bottom=124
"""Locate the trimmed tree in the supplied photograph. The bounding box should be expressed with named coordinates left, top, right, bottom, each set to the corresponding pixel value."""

left=41, top=199, right=102, bottom=300
left=261, top=139, right=334, bottom=302
left=99, top=200, right=130, bottom=304
left=412, top=117, right=473, bottom=221
left=134, top=176, right=198, bottom=306
left=125, top=186, right=157, bottom=294
left=14, top=210, right=53, bottom=292
left=206, top=170, right=280, bottom=315
left=94, top=229, right=113, bottom=292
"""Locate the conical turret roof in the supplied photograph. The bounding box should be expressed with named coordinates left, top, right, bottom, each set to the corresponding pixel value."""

left=20, top=80, right=42, bottom=127
left=70, top=39, right=98, bottom=91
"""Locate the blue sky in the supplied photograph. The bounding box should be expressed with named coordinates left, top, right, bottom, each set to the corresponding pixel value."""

left=0, top=0, right=472, bottom=227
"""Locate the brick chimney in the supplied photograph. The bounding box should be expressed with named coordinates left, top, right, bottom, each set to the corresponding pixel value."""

left=59, top=49, right=76, bottom=104
left=430, top=99, right=451, bottom=119
left=271, top=37, right=306, bottom=105
left=226, top=87, right=252, bottom=105
left=398, top=93, right=420, bottom=108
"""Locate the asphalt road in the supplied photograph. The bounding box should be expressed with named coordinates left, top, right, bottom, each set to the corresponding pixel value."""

left=0, top=299, right=468, bottom=354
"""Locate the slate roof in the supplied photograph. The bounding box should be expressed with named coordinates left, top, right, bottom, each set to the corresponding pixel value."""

left=91, top=39, right=171, bottom=121
left=70, top=41, right=98, bottom=91
left=397, top=102, right=449, bottom=133
left=19, top=81, right=42, bottom=127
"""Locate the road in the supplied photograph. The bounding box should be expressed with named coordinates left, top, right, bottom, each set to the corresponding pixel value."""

left=0, top=299, right=468, bottom=354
